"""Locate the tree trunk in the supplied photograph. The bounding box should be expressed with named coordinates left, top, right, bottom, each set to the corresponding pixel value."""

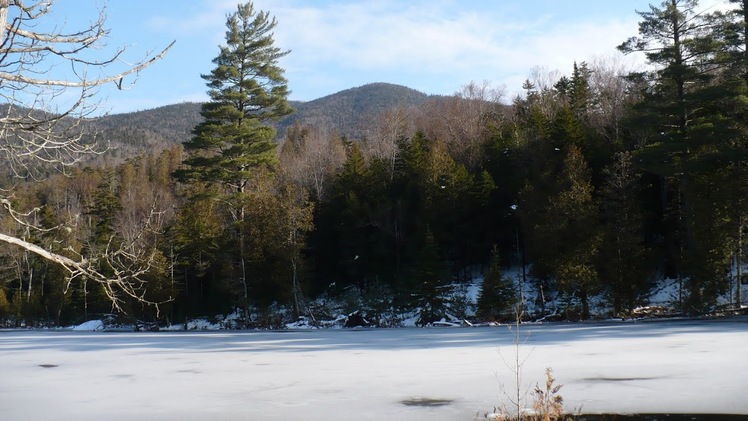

left=0, top=0, right=8, bottom=46
left=234, top=183, right=251, bottom=326
left=83, top=278, right=88, bottom=321
left=25, top=254, right=32, bottom=301
left=669, top=0, right=688, bottom=138
left=581, top=289, right=590, bottom=320
left=743, top=0, right=748, bottom=88
left=725, top=1, right=748, bottom=309
left=737, top=217, right=743, bottom=308
left=239, top=206, right=249, bottom=326
left=291, top=255, right=301, bottom=318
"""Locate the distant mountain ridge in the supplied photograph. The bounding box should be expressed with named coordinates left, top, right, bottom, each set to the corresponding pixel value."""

left=87, top=82, right=433, bottom=160
left=278, top=82, right=431, bottom=138
left=89, top=102, right=202, bottom=161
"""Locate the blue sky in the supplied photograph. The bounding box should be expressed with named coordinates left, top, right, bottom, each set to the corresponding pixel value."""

left=45, top=0, right=731, bottom=114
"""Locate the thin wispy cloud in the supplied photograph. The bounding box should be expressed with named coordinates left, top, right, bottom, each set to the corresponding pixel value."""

left=252, top=0, right=648, bottom=100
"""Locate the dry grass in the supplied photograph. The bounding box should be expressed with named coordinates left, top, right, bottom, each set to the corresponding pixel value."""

left=531, top=368, right=566, bottom=421
left=482, top=369, right=570, bottom=420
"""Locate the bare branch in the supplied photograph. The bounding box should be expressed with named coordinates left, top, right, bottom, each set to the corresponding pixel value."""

left=0, top=40, right=175, bottom=88
left=0, top=231, right=80, bottom=269
left=0, top=0, right=174, bottom=313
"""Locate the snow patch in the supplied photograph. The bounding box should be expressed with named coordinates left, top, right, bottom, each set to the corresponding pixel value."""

left=71, top=319, right=104, bottom=331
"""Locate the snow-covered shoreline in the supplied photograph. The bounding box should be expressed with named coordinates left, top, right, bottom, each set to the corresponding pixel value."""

left=2, top=317, right=747, bottom=420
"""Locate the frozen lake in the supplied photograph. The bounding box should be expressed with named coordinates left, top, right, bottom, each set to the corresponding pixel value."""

left=2, top=318, right=747, bottom=420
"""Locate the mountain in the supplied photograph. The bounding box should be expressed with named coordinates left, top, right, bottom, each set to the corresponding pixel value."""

left=86, top=82, right=433, bottom=160
left=277, top=82, right=431, bottom=138
left=87, top=102, right=202, bottom=161
left=93, top=101, right=202, bottom=143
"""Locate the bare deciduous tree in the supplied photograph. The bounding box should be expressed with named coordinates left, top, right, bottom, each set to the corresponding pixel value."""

left=364, top=105, right=414, bottom=179
left=0, top=0, right=173, bottom=312
left=280, top=123, right=346, bottom=202
left=525, top=66, right=563, bottom=120
left=588, top=55, right=637, bottom=144
left=419, top=80, right=505, bottom=170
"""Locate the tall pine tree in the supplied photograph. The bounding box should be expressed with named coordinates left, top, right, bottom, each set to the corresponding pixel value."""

left=175, top=2, right=293, bottom=322
left=619, top=0, right=735, bottom=310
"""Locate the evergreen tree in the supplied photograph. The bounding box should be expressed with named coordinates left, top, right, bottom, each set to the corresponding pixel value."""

left=599, top=152, right=654, bottom=315
left=618, top=0, right=718, bottom=142
left=715, top=0, right=748, bottom=308
left=408, top=228, right=449, bottom=325
left=619, top=0, right=748, bottom=310
left=522, top=145, right=601, bottom=319
left=423, top=139, right=481, bottom=277
left=681, top=169, right=735, bottom=312
left=390, top=133, right=430, bottom=284
left=550, top=105, right=584, bottom=148
left=168, top=185, right=229, bottom=316
left=333, top=143, right=382, bottom=290
left=81, top=171, right=124, bottom=316
left=181, top=2, right=292, bottom=187
left=311, top=142, right=399, bottom=295
left=476, top=246, right=517, bottom=321
left=87, top=172, right=122, bottom=247
left=553, top=146, right=602, bottom=319
left=175, top=2, right=292, bottom=322
left=570, top=61, right=592, bottom=120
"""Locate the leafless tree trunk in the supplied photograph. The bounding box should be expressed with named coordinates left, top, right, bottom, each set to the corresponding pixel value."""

left=588, top=55, right=636, bottom=144
left=419, top=81, right=505, bottom=170
left=280, top=123, right=345, bottom=202
left=364, top=106, right=413, bottom=179
left=0, top=1, right=8, bottom=43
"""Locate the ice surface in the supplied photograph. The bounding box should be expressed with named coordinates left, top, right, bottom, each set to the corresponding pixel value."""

left=1, top=318, right=747, bottom=420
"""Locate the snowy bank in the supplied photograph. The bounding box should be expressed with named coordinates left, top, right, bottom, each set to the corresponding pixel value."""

left=71, top=319, right=104, bottom=331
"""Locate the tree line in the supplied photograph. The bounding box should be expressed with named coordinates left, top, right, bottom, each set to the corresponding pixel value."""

left=1, top=0, right=747, bottom=326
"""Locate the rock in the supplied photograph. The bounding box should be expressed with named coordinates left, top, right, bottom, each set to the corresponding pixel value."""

left=344, top=311, right=369, bottom=328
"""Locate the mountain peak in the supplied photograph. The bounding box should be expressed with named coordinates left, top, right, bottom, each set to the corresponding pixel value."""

left=280, top=82, right=429, bottom=138
left=88, top=82, right=433, bottom=160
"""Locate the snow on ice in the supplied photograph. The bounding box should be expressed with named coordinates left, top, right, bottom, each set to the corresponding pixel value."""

left=71, top=319, right=104, bottom=331
left=2, top=318, right=747, bottom=420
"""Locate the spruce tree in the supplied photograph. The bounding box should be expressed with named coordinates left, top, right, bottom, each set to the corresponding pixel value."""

left=728, top=0, right=748, bottom=308
left=175, top=2, right=292, bottom=323
left=523, top=145, right=601, bottom=319
left=599, top=152, right=654, bottom=315
left=476, top=246, right=516, bottom=322
left=409, top=228, right=449, bottom=326
left=619, top=0, right=748, bottom=311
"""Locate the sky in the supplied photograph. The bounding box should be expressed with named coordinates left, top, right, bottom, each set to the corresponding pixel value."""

left=42, top=0, right=734, bottom=115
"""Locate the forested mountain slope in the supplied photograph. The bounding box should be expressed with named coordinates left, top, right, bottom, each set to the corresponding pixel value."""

left=85, top=82, right=432, bottom=162
left=275, top=82, right=432, bottom=138
left=88, top=102, right=202, bottom=162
